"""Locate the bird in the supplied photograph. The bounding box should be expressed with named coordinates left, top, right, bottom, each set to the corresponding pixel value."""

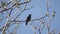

left=52, top=11, right=56, bottom=18
left=26, top=14, right=31, bottom=25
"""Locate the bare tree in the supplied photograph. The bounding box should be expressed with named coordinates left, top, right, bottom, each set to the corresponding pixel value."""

left=0, top=0, right=56, bottom=34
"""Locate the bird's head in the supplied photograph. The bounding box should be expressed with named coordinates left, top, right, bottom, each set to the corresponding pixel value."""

left=29, top=14, right=31, bottom=16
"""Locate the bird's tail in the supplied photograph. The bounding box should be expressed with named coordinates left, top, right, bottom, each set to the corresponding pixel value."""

left=26, top=22, right=28, bottom=25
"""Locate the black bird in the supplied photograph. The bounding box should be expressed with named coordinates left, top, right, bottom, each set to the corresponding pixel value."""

left=26, top=14, right=31, bottom=25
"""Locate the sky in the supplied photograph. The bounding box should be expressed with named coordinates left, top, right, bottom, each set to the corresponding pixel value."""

left=0, top=0, right=60, bottom=34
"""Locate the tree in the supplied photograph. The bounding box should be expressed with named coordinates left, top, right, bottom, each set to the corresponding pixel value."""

left=0, top=0, right=57, bottom=34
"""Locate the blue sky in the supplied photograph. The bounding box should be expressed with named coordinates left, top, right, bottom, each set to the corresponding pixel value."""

left=0, top=0, right=60, bottom=34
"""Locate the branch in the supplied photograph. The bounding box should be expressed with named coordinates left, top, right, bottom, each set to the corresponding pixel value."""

left=0, top=0, right=31, bottom=13
left=10, top=15, right=47, bottom=25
